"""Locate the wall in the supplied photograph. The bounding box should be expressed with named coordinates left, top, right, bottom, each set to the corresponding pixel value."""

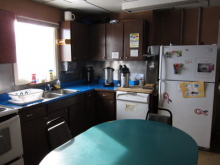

left=0, top=4, right=220, bottom=94
left=85, top=61, right=157, bottom=84
left=0, top=0, right=64, bottom=94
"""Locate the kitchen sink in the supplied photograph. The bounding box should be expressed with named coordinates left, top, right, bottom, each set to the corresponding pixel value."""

left=43, top=92, right=61, bottom=99
left=43, top=89, right=80, bottom=100
left=51, top=89, right=80, bottom=95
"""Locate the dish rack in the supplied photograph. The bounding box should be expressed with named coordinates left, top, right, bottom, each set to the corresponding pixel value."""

left=8, top=89, right=44, bottom=102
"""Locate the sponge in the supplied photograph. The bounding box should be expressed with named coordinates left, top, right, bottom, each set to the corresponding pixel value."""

left=54, top=84, right=61, bottom=90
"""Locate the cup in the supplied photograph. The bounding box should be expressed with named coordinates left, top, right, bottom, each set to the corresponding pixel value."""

left=64, top=11, right=75, bottom=21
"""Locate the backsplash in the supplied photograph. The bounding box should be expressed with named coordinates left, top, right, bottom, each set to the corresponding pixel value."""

left=86, top=61, right=158, bottom=84
left=0, top=61, right=158, bottom=94
left=0, top=64, right=15, bottom=94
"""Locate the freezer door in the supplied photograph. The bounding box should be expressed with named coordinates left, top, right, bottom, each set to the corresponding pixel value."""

left=159, top=45, right=217, bottom=82
left=158, top=80, right=214, bottom=149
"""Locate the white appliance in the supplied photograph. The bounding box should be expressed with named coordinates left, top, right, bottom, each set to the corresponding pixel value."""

left=159, top=45, right=218, bottom=149
left=116, top=91, right=149, bottom=119
left=0, top=105, right=24, bottom=165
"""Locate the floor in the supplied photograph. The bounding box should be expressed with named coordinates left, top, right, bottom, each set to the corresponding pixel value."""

left=198, top=133, right=220, bottom=165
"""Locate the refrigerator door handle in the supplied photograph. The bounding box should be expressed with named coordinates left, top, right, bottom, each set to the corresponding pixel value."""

left=159, top=80, right=163, bottom=107
left=159, top=80, right=167, bottom=107
left=159, top=46, right=163, bottom=80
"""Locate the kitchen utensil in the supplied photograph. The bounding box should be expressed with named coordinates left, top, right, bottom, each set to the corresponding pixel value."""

left=103, top=67, right=114, bottom=87
left=86, top=66, right=94, bottom=84
left=64, top=11, right=75, bottom=21
left=121, top=65, right=130, bottom=88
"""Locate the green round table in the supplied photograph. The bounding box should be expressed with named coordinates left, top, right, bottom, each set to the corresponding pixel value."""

left=40, top=119, right=198, bottom=165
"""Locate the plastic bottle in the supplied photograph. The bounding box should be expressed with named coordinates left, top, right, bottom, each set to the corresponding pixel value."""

left=31, top=74, right=36, bottom=84
left=56, top=79, right=61, bottom=86
left=49, top=70, right=53, bottom=81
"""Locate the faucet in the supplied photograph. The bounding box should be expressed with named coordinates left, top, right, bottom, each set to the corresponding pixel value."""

left=45, top=84, right=52, bottom=92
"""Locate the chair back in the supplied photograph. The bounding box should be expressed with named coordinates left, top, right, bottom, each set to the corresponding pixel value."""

left=146, top=108, right=172, bottom=126
left=46, top=117, right=72, bottom=151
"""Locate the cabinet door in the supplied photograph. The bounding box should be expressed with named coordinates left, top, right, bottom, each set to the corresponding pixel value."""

left=106, top=23, right=124, bottom=60
left=124, top=20, right=148, bottom=60
left=95, top=91, right=116, bottom=124
left=21, top=117, right=48, bottom=165
left=59, top=21, right=71, bottom=61
left=96, top=100, right=115, bottom=123
left=89, top=24, right=105, bottom=61
left=71, top=21, right=89, bottom=61
left=59, top=21, right=89, bottom=61
left=85, top=91, right=95, bottom=129
left=69, top=102, right=86, bottom=137
left=0, top=9, right=16, bottom=63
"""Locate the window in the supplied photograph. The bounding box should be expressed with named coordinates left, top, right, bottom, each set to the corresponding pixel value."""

left=14, top=18, right=58, bottom=85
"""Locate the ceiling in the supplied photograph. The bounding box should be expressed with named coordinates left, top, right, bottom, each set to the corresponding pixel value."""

left=32, top=0, right=220, bottom=15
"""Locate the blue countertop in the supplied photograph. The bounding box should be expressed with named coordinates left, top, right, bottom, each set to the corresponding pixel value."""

left=0, top=79, right=118, bottom=109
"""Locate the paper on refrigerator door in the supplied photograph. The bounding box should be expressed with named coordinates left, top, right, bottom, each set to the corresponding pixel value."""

left=180, top=81, right=205, bottom=98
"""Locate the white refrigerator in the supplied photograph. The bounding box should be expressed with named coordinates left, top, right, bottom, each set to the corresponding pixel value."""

left=158, top=45, right=218, bottom=149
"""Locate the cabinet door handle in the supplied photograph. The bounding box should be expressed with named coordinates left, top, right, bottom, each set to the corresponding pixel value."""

left=26, top=114, right=33, bottom=117
left=102, top=94, right=107, bottom=97
left=125, top=56, right=128, bottom=59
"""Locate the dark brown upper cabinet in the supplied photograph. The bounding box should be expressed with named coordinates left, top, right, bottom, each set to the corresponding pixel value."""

left=59, top=21, right=89, bottom=61
left=106, top=22, right=124, bottom=60
left=0, top=9, right=16, bottom=63
left=124, top=20, right=148, bottom=61
left=89, top=24, right=105, bottom=61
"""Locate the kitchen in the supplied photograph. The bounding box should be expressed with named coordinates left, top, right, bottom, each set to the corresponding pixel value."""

left=0, top=0, right=220, bottom=165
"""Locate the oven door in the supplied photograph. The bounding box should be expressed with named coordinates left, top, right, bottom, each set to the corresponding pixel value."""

left=0, top=114, right=23, bottom=165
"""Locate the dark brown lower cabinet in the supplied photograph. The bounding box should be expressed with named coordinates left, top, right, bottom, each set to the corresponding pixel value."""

left=95, top=91, right=116, bottom=124
left=69, top=102, right=86, bottom=137
left=19, top=105, right=48, bottom=165
left=85, top=91, right=95, bottom=129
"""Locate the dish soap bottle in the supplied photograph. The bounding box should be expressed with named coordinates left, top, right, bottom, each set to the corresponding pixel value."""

left=54, top=79, right=61, bottom=90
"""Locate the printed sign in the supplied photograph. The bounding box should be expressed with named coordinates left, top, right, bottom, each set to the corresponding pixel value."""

left=125, top=103, right=138, bottom=112
left=130, top=49, right=138, bottom=57
left=130, top=33, right=139, bottom=48
left=112, top=52, right=119, bottom=59
left=180, top=81, right=205, bottom=98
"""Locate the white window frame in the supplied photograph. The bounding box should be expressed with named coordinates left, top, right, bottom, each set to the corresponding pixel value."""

left=13, top=16, right=59, bottom=86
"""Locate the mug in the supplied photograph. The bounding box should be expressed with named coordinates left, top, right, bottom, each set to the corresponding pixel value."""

left=64, top=11, right=75, bottom=21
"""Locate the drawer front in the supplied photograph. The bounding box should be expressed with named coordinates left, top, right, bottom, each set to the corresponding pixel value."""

left=48, top=108, right=68, bottom=122
left=96, top=91, right=115, bottom=100
left=19, top=106, right=46, bottom=123
left=48, top=94, right=85, bottom=113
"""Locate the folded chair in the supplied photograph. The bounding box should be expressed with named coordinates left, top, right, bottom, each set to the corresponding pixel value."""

left=146, top=108, right=172, bottom=126
left=46, top=117, right=72, bottom=151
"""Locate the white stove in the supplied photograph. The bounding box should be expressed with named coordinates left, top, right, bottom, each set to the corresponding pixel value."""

left=0, top=104, right=24, bottom=165
left=0, top=104, right=18, bottom=117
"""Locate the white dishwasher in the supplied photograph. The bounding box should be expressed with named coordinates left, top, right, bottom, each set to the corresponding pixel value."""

left=116, top=91, right=150, bottom=120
